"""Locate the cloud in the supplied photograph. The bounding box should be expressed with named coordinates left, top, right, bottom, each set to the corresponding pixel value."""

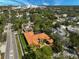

left=0, top=1, right=20, bottom=6
left=0, top=0, right=31, bottom=6
left=13, top=0, right=29, bottom=5
left=0, top=0, right=22, bottom=5
left=0, top=0, right=64, bottom=6
left=43, top=2, right=49, bottom=5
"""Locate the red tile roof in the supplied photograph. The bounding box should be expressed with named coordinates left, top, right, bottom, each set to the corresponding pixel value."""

left=24, top=31, right=53, bottom=47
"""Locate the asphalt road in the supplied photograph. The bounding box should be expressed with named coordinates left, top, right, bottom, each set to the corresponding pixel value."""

left=4, top=23, right=19, bottom=59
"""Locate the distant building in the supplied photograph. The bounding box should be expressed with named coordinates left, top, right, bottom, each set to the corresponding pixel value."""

left=62, top=14, right=67, bottom=17
left=77, top=22, right=79, bottom=25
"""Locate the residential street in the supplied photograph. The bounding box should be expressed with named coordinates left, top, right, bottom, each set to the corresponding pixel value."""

left=4, top=23, right=19, bottom=59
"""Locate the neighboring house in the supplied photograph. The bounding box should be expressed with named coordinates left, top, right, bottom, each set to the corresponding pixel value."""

left=22, top=21, right=34, bottom=32
left=67, top=17, right=78, bottom=22
left=67, top=25, right=79, bottom=34
left=63, top=50, right=78, bottom=59
left=52, top=25, right=67, bottom=40
left=53, top=50, right=78, bottom=59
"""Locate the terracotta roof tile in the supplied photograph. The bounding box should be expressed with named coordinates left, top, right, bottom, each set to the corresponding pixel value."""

left=24, top=31, right=53, bottom=47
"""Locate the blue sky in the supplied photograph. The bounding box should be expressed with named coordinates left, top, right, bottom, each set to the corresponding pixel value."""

left=0, top=0, right=79, bottom=6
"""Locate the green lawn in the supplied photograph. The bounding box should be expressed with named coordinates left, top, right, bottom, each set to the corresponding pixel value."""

left=16, top=36, right=22, bottom=59
left=19, top=33, right=27, bottom=50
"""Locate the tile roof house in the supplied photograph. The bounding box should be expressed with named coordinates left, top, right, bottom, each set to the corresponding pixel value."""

left=24, top=31, right=53, bottom=47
